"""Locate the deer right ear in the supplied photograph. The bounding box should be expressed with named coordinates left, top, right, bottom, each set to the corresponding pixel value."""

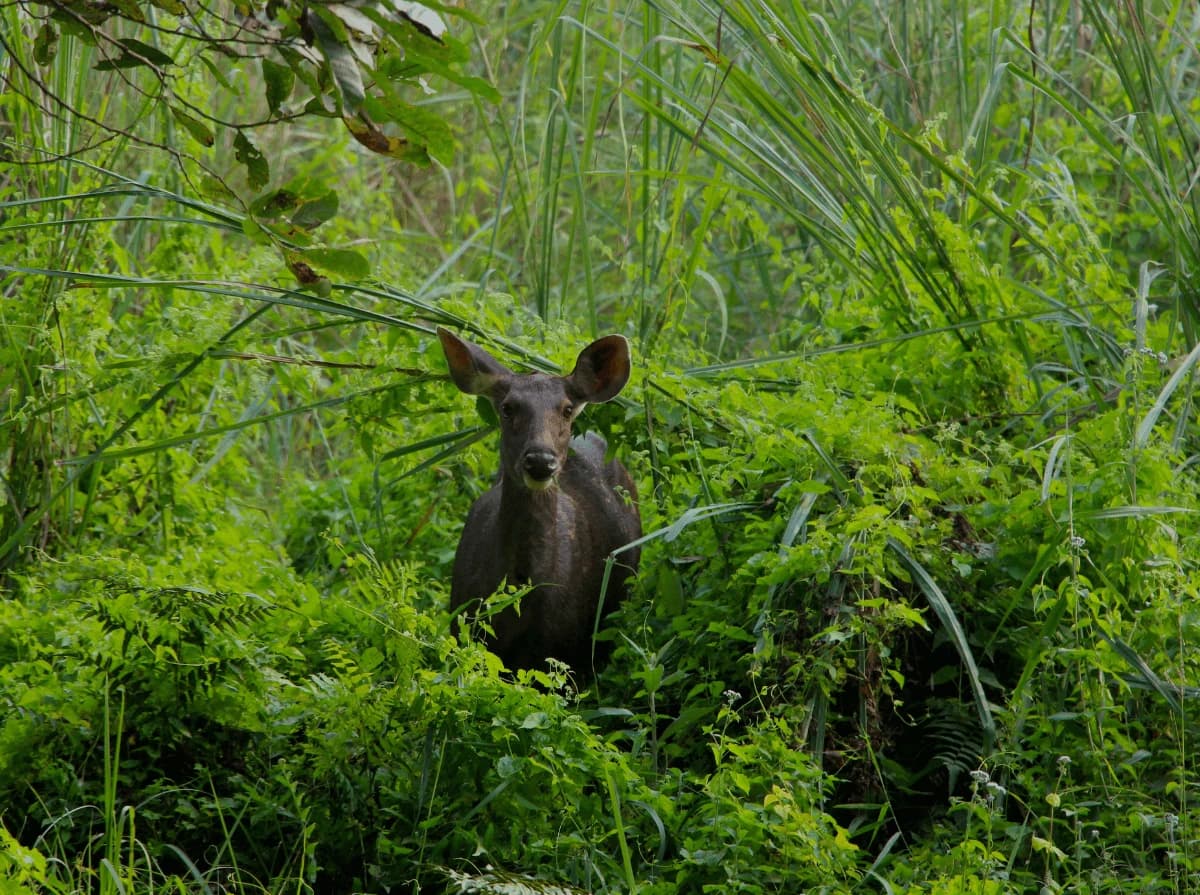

left=568, top=334, right=631, bottom=404
left=438, top=327, right=511, bottom=396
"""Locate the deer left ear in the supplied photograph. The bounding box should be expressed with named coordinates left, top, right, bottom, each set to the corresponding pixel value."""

left=568, top=335, right=631, bottom=404
left=438, top=327, right=512, bottom=397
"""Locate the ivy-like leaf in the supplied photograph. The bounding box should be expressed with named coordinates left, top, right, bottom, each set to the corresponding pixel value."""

left=33, top=23, right=58, bottom=66
left=284, top=252, right=333, bottom=294
left=291, top=191, right=339, bottom=230
left=234, top=130, right=269, bottom=189
left=295, top=246, right=370, bottom=279
left=250, top=189, right=302, bottom=218
left=262, top=58, right=295, bottom=115
left=106, top=0, right=146, bottom=22
left=171, top=107, right=215, bottom=146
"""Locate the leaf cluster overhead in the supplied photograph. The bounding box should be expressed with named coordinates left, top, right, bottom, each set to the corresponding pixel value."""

left=19, top=0, right=495, bottom=173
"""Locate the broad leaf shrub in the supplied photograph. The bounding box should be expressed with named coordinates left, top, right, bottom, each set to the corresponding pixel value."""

left=597, top=292, right=1199, bottom=885
left=3, top=315, right=1199, bottom=891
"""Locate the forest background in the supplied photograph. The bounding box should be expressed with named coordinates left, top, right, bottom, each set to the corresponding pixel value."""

left=2, top=0, right=1200, bottom=892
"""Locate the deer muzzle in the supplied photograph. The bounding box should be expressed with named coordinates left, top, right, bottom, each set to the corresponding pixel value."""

left=522, top=449, right=560, bottom=490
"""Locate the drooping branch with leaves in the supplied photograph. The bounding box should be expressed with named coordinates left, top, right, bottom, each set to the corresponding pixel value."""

left=3, top=0, right=496, bottom=282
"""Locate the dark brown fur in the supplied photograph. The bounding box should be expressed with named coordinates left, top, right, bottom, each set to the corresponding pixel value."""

left=439, top=328, right=642, bottom=678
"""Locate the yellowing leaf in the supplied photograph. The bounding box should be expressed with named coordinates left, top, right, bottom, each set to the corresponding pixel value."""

left=171, top=107, right=214, bottom=146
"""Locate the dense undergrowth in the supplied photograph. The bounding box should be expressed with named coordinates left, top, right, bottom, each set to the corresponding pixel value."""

left=3, top=0, right=1200, bottom=892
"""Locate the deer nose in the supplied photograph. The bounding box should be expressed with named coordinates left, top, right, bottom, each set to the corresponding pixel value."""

left=523, top=450, right=559, bottom=482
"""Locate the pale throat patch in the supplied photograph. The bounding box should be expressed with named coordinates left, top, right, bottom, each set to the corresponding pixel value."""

left=523, top=474, right=559, bottom=492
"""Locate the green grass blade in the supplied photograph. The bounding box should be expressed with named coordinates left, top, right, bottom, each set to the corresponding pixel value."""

left=1134, top=339, right=1200, bottom=450
left=887, top=537, right=995, bottom=753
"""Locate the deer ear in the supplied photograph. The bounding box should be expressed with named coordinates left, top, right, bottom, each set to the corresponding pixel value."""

left=568, top=335, right=631, bottom=404
left=438, top=327, right=511, bottom=396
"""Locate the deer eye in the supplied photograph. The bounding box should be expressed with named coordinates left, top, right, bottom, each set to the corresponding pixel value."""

left=562, top=404, right=575, bottom=419
left=500, top=403, right=515, bottom=420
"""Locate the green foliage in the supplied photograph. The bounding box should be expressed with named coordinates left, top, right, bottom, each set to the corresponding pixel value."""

left=4, top=0, right=1200, bottom=892
left=1, top=0, right=495, bottom=295
left=7, top=0, right=493, bottom=172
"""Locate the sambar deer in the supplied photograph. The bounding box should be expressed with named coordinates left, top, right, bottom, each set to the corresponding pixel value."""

left=438, top=327, right=641, bottom=679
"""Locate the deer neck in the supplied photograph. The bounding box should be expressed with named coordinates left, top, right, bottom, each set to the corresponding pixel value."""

left=497, top=473, right=566, bottom=580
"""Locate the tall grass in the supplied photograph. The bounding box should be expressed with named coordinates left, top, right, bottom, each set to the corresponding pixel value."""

left=1, top=13, right=105, bottom=574
left=450, top=0, right=1200, bottom=424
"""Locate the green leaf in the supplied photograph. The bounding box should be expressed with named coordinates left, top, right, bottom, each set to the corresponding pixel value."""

left=250, top=189, right=301, bottom=219
left=290, top=191, right=339, bottom=230
left=375, top=41, right=500, bottom=104
left=1102, top=634, right=1183, bottom=715
left=171, top=107, right=215, bottom=147
left=95, top=38, right=174, bottom=70
left=277, top=46, right=324, bottom=98
left=474, top=394, right=498, bottom=427
left=363, top=93, right=454, bottom=164
left=146, top=0, right=185, bottom=13
left=197, top=53, right=233, bottom=89
left=327, top=3, right=376, bottom=38
left=707, top=621, right=756, bottom=643
left=294, top=247, right=370, bottom=280
left=367, top=12, right=500, bottom=104
left=262, top=58, right=295, bottom=115
left=49, top=0, right=110, bottom=27
left=33, top=23, right=58, bottom=66
left=1135, top=338, right=1200, bottom=450
left=343, top=114, right=430, bottom=164
left=394, top=0, right=447, bottom=38
left=233, top=130, right=269, bottom=189
left=283, top=252, right=330, bottom=292
left=106, top=0, right=146, bottom=22
left=306, top=7, right=364, bottom=115
left=365, top=7, right=457, bottom=61
left=241, top=216, right=272, bottom=245
left=303, top=95, right=340, bottom=118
